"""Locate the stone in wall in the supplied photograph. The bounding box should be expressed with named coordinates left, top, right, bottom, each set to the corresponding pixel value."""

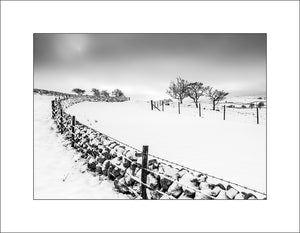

left=148, top=173, right=159, bottom=190
left=101, top=160, right=111, bottom=176
left=194, top=191, right=213, bottom=200
left=167, top=182, right=183, bottom=198
left=114, top=177, right=130, bottom=194
left=234, top=192, right=246, bottom=200
left=225, top=185, right=239, bottom=199
left=158, top=164, right=178, bottom=191
left=148, top=190, right=163, bottom=200
left=215, top=190, right=230, bottom=199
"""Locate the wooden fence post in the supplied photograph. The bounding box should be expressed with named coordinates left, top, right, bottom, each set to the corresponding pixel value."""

left=162, top=101, right=164, bottom=112
left=60, top=108, right=63, bottom=134
left=256, top=107, right=259, bottom=124
left=71, top=116, right=76, bottom=147
left=141, top=145, right=149, bottom=200
left=199, top=103, right=201, bottom=117
left=178, top=102, right=180, bottom=114
left=51, top=100, right=55, bottom=119
left=151, top=100, right=153, bottom=110
left=223, top=105, right=226, bottom=120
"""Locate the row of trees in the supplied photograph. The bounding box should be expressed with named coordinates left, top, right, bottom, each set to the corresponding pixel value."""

left=72, top=88, right=125, bottom=98
left=166, top=77, right=229, bottom=110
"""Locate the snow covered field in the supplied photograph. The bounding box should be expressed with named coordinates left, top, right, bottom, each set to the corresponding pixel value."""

left=34, top=94, right=127, bottom=199
left=66, top=98, right=266, bottom=193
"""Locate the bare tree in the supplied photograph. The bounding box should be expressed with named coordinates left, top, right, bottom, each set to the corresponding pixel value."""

left=112, top=89, right=124, bottom=97
left=72, top=88, right=85, bottom=95
left=91, top=88, right=100, bottom=97
left=100, top=90, right=110, bottom=97
left=186, top=82, right=209, bottom=108
left=166, top=77, right=189, bottom=104
left=207, top=87, right=229, bottom=110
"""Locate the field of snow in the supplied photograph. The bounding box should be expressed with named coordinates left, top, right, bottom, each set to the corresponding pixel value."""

left=34, top=94, right=127, bottom=199
left=66, top=98, right=266, bottom=193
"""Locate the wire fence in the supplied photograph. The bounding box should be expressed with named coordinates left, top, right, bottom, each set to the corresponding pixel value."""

left=50, top=95, right=267, bottom=200
left=150, top=99, right=266, bottom=124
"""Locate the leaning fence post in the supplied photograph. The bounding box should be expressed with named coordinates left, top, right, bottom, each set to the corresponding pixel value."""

left=151, top=100, right=153, bottom=110
left=256, top=107, right=259, bottom=124
left=71, top=116, right=76, bottom=147
left=178, top=102, right=180, bottom=114
left=223, top=105, right=226, bottom=120
left=162, top=101, right=164, bottom=112
left=51, top=100, right=55, bottom=119
left=141, top=145, right=149, bottom=199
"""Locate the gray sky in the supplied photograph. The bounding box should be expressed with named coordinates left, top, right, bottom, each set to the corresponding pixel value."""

left=34, top=33, right=266, bottom=100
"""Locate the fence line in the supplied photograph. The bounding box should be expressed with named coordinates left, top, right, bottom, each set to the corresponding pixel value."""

left=150, top=99, right=266, bottom=124
left=50, top=95, right=266, bottom=199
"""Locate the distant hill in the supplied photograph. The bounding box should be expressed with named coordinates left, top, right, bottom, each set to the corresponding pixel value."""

left=34, top=88, right=130, bottom=102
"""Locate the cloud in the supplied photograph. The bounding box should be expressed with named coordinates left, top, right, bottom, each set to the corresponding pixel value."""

left=34, top=33, right=266, bottom=99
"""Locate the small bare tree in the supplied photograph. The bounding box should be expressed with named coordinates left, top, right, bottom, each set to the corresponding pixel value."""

left=100, top=90, right=110, bottom=97
left=207, top=87, right=229, bottom=110
left=91, top=88, right=101, bottom=97
left=112, top=89, right=124, bottom=97
left=166, top=77, right=189, bottom=104
left=186, top=82, right=209, bottom=108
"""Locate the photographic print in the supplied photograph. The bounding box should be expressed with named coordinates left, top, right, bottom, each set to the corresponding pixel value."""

left=33, top=33, right=267, bottom=200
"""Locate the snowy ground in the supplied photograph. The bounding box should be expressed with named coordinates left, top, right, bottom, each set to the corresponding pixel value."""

left=66, top=98, right=266, bottom=193
left=34, top=94, right=127, bottom=199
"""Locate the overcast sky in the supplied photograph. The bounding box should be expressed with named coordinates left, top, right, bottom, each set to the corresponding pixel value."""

left=34, top=33, right=266, bottom=100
